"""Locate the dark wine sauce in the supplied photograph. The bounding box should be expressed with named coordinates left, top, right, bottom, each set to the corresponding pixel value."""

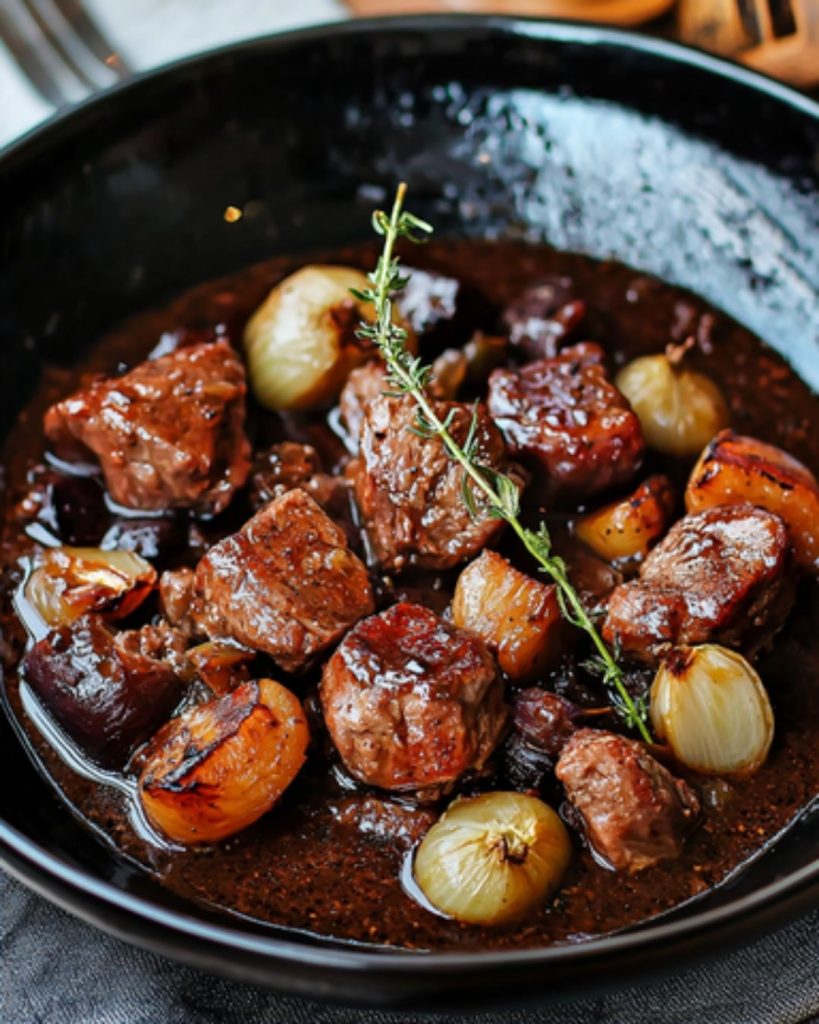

left=2, top=240, right=819, bottom=951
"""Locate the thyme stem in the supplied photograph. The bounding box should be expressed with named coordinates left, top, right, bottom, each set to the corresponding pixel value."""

left=357, top=182, right=651, bottom=743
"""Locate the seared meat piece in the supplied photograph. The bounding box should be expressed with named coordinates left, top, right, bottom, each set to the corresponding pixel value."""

left=339, top=361, right=387, bottom=447
left=159, top=567, right=196, bottom=633
left=487, top=343, right=644, bottom=501
left=23, top=614, right=186, bottom=768
left=556, top=728, right=700, bottom=873
left=501, top=277, right=587, bottom=360
left=249, top=441, right=349, bottom=515
left=193, top=489, right=374, bottom=673
left=320, top=602, right=506, bottom=793
left=339, top=359, right=463, bottom=452
left=44, top=340, right=250, bottom=515
left=603, top=504, right=793, bottom=662
left=353, top=394, right=522, bottom=571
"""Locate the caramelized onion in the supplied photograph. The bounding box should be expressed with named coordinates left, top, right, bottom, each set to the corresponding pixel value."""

left=452, top=550, right=562, bottom=680
left=24, top=546, right=156, bottom=633
left=575, top=475, right=675, bottom=568
left=650, top=645, right=773, bottom=777
left=686, top=430, right=819, bottom=573
left=139, top=678, right=309, bottom=844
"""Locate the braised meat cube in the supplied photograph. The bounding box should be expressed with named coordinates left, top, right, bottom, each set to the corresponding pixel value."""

left=339, top=361, right=387, bottom=447
left=353, top=394, right=522, bottom=571
left=501, top=276, right=587, bottom=360
left=22, top=614, right=187, bottom=768
left=556, top=729, right=700, bottom=873
left=603, top=504, right=793, bottom=662
left=159, top=567, right=196, bottom=633
left=249, top=441, right=350, bottom=515
left=44, top=340, right=250, bottom=515
left=320, top=602, right=506, bottom=793
left=193, top=489, right=374, bottom=673
left=487, top=343, right=644, bottom=501
left=339, top=358, right=456, bottom=452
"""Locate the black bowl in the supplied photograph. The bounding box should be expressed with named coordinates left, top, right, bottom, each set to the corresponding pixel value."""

left=1, top=16, right=818, bottom=1011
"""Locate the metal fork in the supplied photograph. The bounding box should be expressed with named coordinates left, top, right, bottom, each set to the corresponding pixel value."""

left=0, top=0, right=131, bottom=108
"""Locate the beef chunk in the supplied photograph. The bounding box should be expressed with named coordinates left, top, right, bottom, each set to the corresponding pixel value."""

left=193, top=489, right=374, bottom=673
left=159, top=567, right=196, bottom=633
left=44, top=340, right=250, bottom=515
left=603, top=504, right=793, bottom=661
left=501, top=276, right=587, bottom=360
left=339, top=360, right=388, bottom=448
left=249, top=441, right=349, bottom=516
left=352, top=394, right=522, bottom=571
left=22, top=615, right=186, bottom=768
left=556, top=728, right=700, bottom=872
left=339, top=358, right=465, bottom=453
left=320, top=602, right=506, bottom=793
left=487, top=343, right=644, bottom=501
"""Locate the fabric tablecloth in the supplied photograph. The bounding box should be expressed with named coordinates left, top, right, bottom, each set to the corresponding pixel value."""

left=2, top=3, right=819, bottom=1022
left=2, top=869, right=819, bottom=1023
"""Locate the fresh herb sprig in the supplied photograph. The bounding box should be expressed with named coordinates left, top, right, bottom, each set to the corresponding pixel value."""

left=353, top=182, right=651, bottom=742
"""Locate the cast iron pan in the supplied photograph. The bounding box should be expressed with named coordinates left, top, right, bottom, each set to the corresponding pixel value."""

left=1, top=16, right=818, bottom=1011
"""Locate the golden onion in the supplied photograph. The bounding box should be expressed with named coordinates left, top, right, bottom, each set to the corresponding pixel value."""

left=139, top=678, right=309, bottom=844
left=650, top=645, right=773, bottom=777
left=244, top=265, right=413, bottom=411
left=24, top=546, right=156, bottom=632
left=574, top=475, right=675, bottom=568
left=686, top=430, right=819, bottom=573
left=413, top=791, right=571, bottom=925
left=616, top=353, right=728, bottom=458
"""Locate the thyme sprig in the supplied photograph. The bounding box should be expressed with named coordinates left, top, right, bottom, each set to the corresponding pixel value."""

left=353, top=182, right=651, bottom=742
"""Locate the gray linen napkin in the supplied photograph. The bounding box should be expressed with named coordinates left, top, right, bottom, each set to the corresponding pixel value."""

left=2, top=870, right=818, bottom=1024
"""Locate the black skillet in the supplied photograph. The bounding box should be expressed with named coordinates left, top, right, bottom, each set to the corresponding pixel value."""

left=1, top=15, right=818, bottom=1012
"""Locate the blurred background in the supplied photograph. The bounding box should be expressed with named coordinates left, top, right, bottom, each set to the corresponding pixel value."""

left=1, top=0, right=817, bottom=145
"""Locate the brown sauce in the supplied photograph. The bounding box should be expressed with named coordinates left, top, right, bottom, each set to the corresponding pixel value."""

left=2, top=240, right=819, bottom=951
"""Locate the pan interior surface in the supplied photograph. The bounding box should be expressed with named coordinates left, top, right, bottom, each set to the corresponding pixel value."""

left=0, top=16, right=818, bottom=1007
